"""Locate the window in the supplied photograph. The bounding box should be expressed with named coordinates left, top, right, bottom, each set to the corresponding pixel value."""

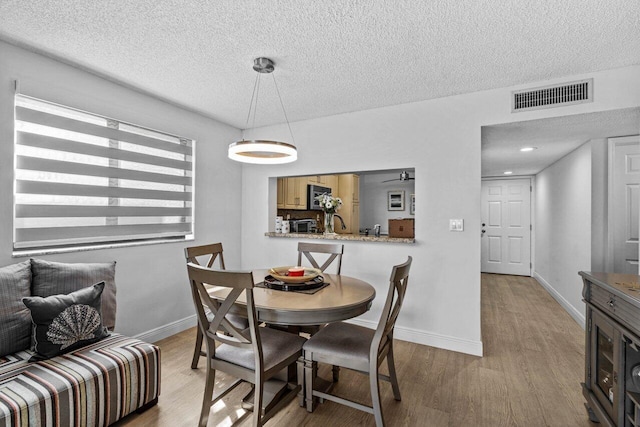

left=13, top=94, right=194, bottom=253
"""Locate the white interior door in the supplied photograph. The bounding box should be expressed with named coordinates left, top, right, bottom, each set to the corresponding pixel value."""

left=481, top=178, right=532, bottom=276
left=609, top=136, right=640, bottom=274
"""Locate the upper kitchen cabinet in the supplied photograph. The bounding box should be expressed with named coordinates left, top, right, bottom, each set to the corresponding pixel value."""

left=278, top=174, right=340, bottom=210
left=338, top=174, right=359, bottom=204
left=308, top=174, right=338, bottom=191
left=277, top=178, right=285, bottom=209
left=281, top=177, right=308, bottom=209
left=337, top=174, right=360, bottom=234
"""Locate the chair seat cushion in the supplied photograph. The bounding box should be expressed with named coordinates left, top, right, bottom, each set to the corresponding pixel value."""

left=303, top=322, right=374, bottom=371
left=216, top=327, right=305, bottom=372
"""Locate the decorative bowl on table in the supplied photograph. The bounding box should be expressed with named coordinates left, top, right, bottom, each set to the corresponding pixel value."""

left=267, top=266, right=322, bottom=283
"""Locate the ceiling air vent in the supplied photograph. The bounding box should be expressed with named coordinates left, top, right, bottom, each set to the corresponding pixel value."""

left=512, top=78, right=593, bottom=112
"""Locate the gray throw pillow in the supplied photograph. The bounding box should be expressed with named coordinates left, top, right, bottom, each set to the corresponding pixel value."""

left=0, top=260, right=32, bottom=357
left=31, top=259, right=117, bottom=330
left=23, top=282, right=110, bottom=360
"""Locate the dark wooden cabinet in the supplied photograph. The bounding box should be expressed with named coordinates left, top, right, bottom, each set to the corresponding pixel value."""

left=580, top=272, right=640, bottom=427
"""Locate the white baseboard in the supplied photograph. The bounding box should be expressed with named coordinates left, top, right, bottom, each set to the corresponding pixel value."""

left=533, top=272, right=585, bottom=328
left=132, top=314, right=483, bottom=357
left=346, top=318, right=483, bottom=357
left=134, top=314, right=196, bottom=343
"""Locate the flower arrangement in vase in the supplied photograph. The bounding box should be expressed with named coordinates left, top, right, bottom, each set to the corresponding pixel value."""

left=315, top=193, right=343, bottom=235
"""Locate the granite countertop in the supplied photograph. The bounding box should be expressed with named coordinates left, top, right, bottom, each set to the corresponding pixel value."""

left=264, top=232, right=415, bottom=244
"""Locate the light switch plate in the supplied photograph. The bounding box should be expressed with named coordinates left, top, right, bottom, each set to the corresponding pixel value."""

left=449, top=219, right=464, bottom=231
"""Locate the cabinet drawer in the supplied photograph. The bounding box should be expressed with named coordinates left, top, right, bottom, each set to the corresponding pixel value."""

left=591, top=283, right=640, bottom=337
left=591, top=284, right=615, bottom=313
left=614, top=298, right=640, bottom=337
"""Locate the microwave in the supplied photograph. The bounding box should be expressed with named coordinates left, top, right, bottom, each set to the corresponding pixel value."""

left=307, top=184, right=332, bottom=211
left=290, top=219, right=317, bottom=233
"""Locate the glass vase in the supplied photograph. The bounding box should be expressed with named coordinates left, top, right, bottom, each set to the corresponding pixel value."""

left=324, top=212, right=336, bottom=235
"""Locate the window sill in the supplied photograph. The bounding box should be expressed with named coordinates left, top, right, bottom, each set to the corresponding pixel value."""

left=13, top=236, right=195, bottom=258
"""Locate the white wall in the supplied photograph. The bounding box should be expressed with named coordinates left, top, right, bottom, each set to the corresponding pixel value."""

left=534, top=142, right=592, bottom=324
left=360, top=170, right=416, bottom=234
left=0, top=41, right=242, bottom=340
left=2, top=38, right=639, bottom=354
left=239, top=66, right=640, bottom=356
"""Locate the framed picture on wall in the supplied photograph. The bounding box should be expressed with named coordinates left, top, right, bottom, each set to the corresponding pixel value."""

left=410, top=194, right=415, bottom=215
left=388, top=190, right=405, bottom=211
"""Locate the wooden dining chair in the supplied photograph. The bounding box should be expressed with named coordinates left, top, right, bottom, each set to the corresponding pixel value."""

left=297, top=242, right=344, bottom=274
left=302, top=256, right=412, bottom=427
left=184, top=242, right=249, bottom=369
left=292, top=242, right=345, bottom=338
left=187, top=263, right=306, bottom=427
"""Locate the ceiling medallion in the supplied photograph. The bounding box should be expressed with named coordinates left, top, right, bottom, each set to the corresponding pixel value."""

left=228, top=57, right=297, bottom=164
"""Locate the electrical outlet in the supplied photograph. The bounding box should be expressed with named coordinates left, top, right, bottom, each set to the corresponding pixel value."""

left=449, top=219, right=464, bottom=231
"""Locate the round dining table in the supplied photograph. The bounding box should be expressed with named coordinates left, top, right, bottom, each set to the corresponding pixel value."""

left=205, top=269, right=376, bottom=326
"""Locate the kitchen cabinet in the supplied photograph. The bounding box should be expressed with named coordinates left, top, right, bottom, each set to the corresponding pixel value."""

left=307, top=175, right=325, bottom=185
left=580, top=271, right=640, bottom=426
left=323, top=175, right=338, bottom=193
left=307, top=175, right=337, bottom=193
left=277, top=178, right=285, bottom=209
left=278, top=174, right=340, bottom=211
left=282, top=177, right=308, bottom=210
left=336, top=174, right=360, bottom=234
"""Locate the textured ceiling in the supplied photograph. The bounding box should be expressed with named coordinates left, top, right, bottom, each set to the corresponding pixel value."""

left=0, top=0, right=639, bottom=130
left=1, top=1, right=639, bottom=176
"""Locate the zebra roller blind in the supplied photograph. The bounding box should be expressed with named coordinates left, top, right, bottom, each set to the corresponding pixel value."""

left=14, top=94, right=194, bottom=251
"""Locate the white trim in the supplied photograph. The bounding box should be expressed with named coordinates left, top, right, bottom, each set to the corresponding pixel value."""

left=607, top=135, right=640, bottom=273
left=132, top=314, right=484, bottom=356
left=607, top=137, right=614, bottom=271
left=346, top=318, right=483, bottom=357
left=13, top=235, right=194, bottom=258
left=132, top=314, right=196, bottom=343
left=481, top=177, right=534, bottom=276
left=533, top=272, right=585, bottom=328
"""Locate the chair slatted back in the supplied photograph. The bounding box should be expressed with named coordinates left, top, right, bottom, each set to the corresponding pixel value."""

left=187, top=263, right=260, bottom=353
left=184, top=243, right=226, bottom=269
left=297, top=242, right=344, bottom=274
left=371, top=256, right=412, bottom=365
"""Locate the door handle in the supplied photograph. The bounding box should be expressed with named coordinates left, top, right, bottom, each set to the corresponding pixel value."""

left=482, top=230, right=486, bottom=234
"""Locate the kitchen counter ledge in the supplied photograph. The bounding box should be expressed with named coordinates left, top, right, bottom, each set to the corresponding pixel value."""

left=264, top=232, right=415, bottom=244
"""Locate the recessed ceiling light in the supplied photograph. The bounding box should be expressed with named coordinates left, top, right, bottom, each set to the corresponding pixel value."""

left=520, top=147, right=537, bottom=152
left=504, top=171, right=513, bottom=175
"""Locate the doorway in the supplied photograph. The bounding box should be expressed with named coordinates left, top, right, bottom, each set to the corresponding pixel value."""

left=608, top=135, right=640, bottom=274
left=481, top=178, right=532, bottom=276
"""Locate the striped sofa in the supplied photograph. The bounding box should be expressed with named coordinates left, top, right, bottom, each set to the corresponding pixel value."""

left=0, top=260, right=160, bottom=426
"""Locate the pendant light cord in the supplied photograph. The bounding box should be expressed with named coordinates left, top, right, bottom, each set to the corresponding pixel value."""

left=272, top=73, right=296, bottom=144
left=241, top=58, right=295, bottom=145
left=244, top=72, right=261, bottom=140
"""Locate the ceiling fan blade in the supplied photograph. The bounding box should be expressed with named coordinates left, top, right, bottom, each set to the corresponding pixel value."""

left=382, top=171, right=414, bottom=183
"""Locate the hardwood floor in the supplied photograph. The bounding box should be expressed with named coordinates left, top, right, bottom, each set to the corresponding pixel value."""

left=115, top=274, right=595, bottom=426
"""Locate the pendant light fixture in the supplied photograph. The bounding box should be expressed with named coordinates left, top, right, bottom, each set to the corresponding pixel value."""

left=228, top=57, right=297, bottom=164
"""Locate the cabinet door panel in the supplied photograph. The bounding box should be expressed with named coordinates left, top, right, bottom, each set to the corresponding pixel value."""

left=352, top=175, right=359, bottom=203
left=590, top=310, right=620, bottom=422
left=283, top=177, right=308, bottom=209
left=351, top=202, right=360, bottom=233
left=277, top=178, right=285, bottom=208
